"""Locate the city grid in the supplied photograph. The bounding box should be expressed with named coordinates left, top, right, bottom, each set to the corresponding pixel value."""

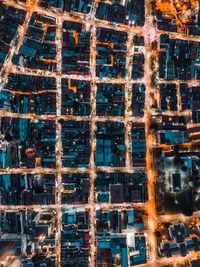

left=0, top=0, right=200, bottom=267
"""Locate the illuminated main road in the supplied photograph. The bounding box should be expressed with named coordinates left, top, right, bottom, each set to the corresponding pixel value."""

left=143, top=0, right=158, bottom=264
